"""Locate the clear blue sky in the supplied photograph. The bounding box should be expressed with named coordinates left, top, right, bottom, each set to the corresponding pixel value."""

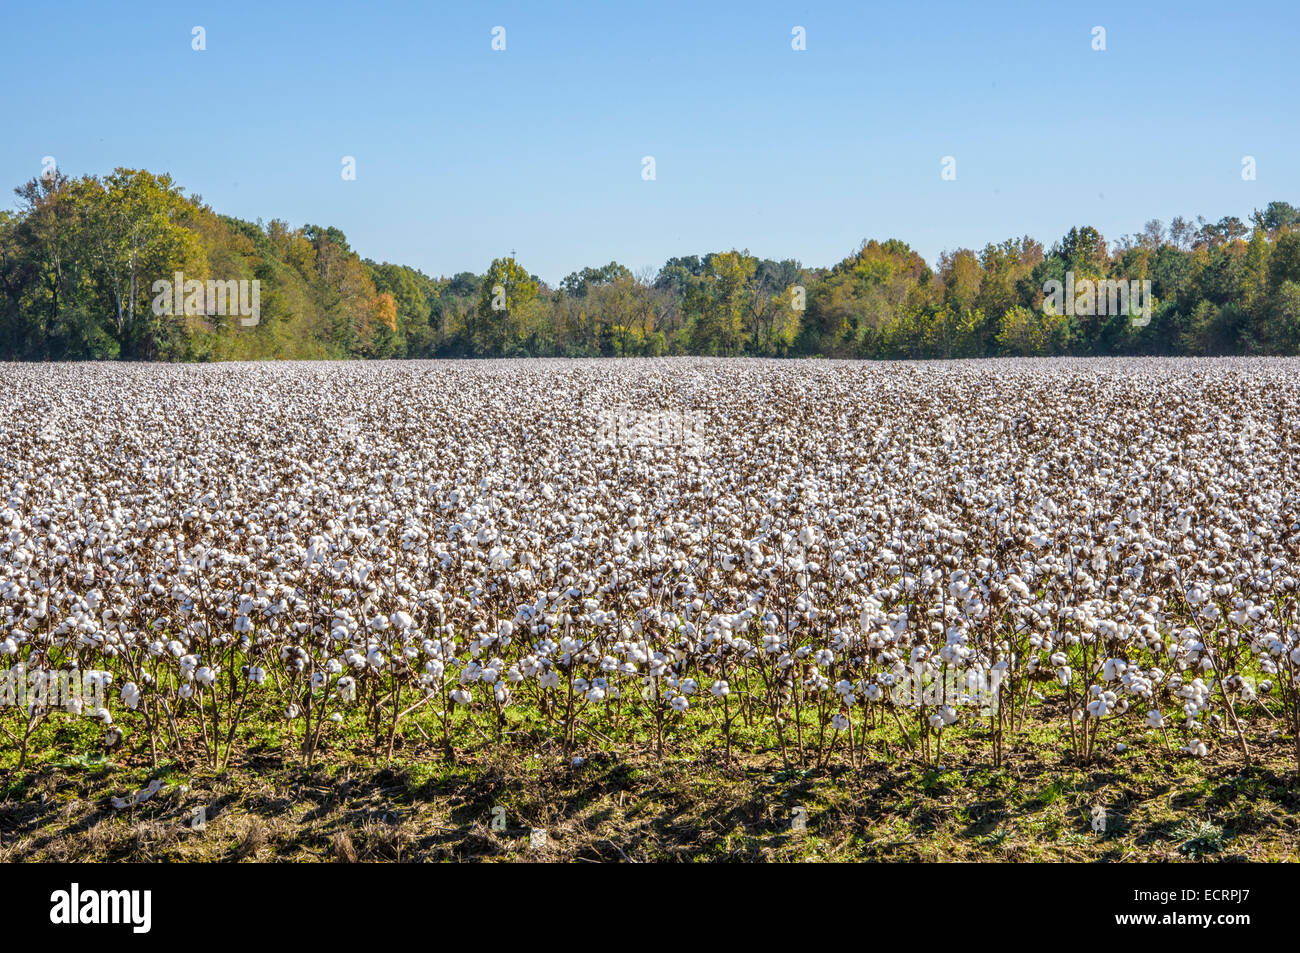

left=4, top=0, right=1296, bottom=284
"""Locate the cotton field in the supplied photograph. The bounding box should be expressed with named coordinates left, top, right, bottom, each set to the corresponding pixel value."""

left=3, top=357, right=1300, bottom=776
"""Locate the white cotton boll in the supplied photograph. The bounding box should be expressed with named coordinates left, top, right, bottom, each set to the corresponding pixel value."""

left=195, top=666, right=218, bottom=687
left=391, top=610, right=414, bottom=631
left=451, top=688, right=472, bottom=706
left=1087, top=690, right=1118, bottom=717
left=120, top=682, right=140, bottom=710
left=832, top=713, right=850, bottom=731
left=1145, top=709, right=1164, bottom=728
left=710, top=679, right=730, bottom=698
left=670, top=695, right=689, bottom=712
left=337, top=676, right=357, bottom=703
left=1102, top=658, right=1127, bottom=681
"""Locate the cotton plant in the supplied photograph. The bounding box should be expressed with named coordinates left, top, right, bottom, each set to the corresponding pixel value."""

left=1, top=357, right=1299, bottom=773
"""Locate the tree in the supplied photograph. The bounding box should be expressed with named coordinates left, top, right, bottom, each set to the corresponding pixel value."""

left=1169, top=216, right=1195, bottom=251
left=560, top=261, right=631, bottom=297
left=1057, top=226, right=1109, bottom=273
left=939, top=249, right=983, bottom=312
left=1257, top=201, right=1300, bottom=233
left=996, top=304, right=1067, bottom=356
left=474, top=256, right=538, bottom=354
left=73, top=169, right=206, bottom=358
left=688, top=251, right=755, bottom=355
left=1141, top=219, right=1165, bottom=250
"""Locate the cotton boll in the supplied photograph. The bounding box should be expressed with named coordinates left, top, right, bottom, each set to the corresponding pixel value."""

left=336, top=676, right=357, bottom=703
left=120, top=682, right=140, bottom=710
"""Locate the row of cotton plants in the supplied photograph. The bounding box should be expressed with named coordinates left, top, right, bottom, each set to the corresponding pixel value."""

left=1, top=356, right=1299, bottom=772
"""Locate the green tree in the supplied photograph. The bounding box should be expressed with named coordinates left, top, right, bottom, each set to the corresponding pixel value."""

left=474, top=256, right=538, bottom=354
left=74, top=169, right=206, bottom=358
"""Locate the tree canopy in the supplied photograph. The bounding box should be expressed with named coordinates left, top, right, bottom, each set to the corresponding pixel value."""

left=3, top=168, right=1300, bottom=361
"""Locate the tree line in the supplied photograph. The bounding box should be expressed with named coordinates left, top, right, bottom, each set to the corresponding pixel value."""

left=2, top=167, right=1299, bottom=361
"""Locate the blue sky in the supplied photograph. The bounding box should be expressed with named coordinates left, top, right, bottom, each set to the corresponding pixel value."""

left=4, top=0, right=1296, bottom=284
